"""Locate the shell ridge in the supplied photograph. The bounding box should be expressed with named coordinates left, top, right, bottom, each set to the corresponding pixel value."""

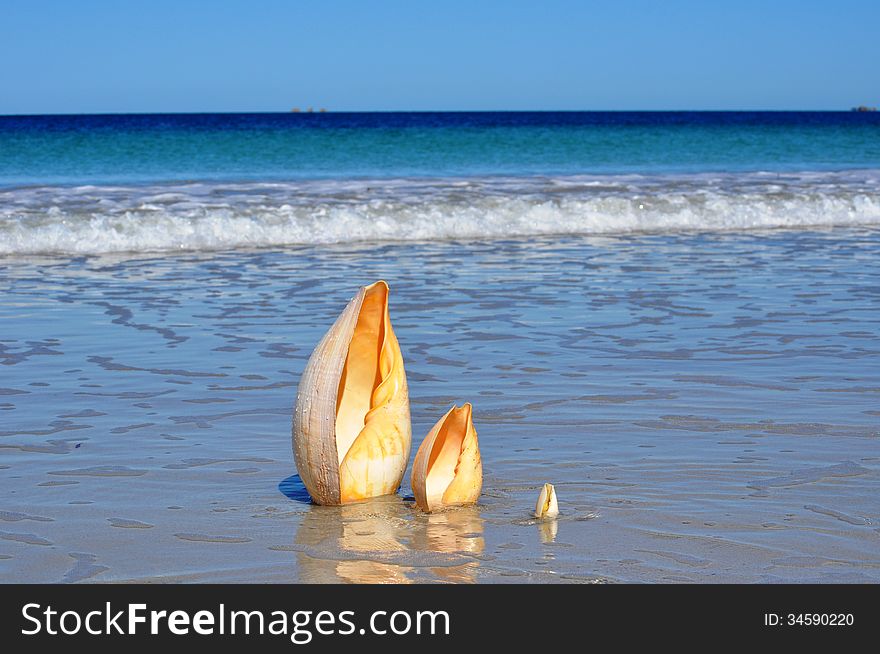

left=292, top=286, right=365, bottom=505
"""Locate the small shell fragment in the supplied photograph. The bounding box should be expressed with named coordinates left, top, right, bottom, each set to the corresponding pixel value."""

left=534, top=483, right=559, bottom=519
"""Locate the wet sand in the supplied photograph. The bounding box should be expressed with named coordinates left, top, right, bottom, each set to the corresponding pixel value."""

left=1, top=229, right=878, bottom=583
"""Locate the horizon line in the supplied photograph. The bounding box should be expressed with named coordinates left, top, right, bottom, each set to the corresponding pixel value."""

left=1, top=108, right=874, bottom=118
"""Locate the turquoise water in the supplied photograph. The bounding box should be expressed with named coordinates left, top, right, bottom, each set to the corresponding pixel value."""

left=2, top=112, right=880, bottom=185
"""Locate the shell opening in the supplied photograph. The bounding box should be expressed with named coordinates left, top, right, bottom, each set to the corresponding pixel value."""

left=425, top=404, right=472, bottom=504
left=334, top=281, right=389, bottom=466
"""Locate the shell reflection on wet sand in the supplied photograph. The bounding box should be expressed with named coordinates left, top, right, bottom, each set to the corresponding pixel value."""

left=538, top=519, right=558, bottom=544
left=295, top=499, right=412, bottom=583
left=293, top=497, right=484, bottom=583
left=411, top=508, right=484, bottom=583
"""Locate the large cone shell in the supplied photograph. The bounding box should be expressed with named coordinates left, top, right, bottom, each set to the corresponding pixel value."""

left=293, top=281, right=411, bottom=505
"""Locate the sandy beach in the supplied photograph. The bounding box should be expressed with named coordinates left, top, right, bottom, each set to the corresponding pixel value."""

left=2, top=228, right=878, bottom=583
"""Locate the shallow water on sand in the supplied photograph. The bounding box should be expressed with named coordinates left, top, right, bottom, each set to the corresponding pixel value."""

left=1, top=229, right=878, bottom=583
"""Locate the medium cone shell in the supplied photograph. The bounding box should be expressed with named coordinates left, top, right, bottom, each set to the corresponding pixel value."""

left=292, top=281, right=411, bottom=505
left=411, top=403, right=482, bottom=512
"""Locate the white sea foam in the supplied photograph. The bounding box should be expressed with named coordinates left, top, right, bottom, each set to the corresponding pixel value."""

left=1, top=172, right=879, bottom=255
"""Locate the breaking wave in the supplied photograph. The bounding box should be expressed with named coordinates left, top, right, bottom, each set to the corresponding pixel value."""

left=2, top=171, right=879, bottom=255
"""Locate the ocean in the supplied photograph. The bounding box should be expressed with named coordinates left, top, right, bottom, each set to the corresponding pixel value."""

left=1, top=112, right=878, bottom=583
left=1, top=111, right=879, bottom=254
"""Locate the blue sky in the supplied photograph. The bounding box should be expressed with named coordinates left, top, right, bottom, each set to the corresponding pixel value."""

left=2, top=0, right=877, bottom=113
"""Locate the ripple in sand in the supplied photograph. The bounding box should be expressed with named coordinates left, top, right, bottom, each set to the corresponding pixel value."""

left=0, top=387, right=29, bottom=396
left=672, top=374, right=795, bottom=392
left=175, top=533, right=252, bottom=543
left=108, top=518, right=154, bottom=529
left=62, top=552, right=109, bottom=583
left=635, top=549, right=711, bottom=568
left=1, top=438, right=86, bottom=454
left=48, top=465, right=148, bottom=477
left=88, top=355, right=222, bottom=378
left=75, top=389, right=175, bottom=399
left=748, top=461, right=869, bottom=492
left=269, top=543, right=469, bottom=569
left=206, top=381, right=294, bottom=391
left=558, top=574, right=610, bottom=584
left=59, top=409, right=106, bottom=418
left=0, top=530, right=53, bottom=546
left=110, top=422, right=156, bottom=434
left=804, top=504, right=869, bottom=526
left=0, top=420, right=90, bottom=438
left=163, top=457, right=272, bottom=470
left=168, top=408, right=288, bottom=427
left=0, top=511, right=53, bottom=523
left=771, top=556, right=839, bottom=567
